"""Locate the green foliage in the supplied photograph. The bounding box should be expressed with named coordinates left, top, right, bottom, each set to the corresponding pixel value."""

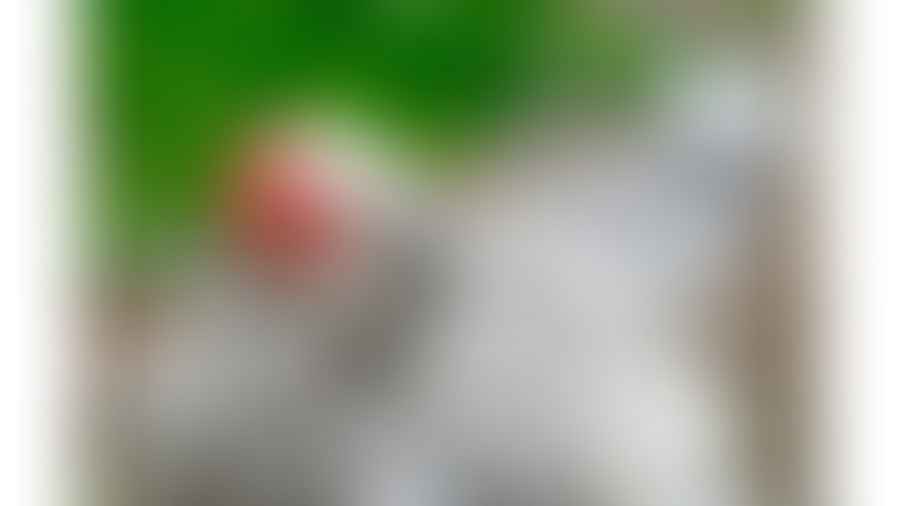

left=90, top=0, right=664, bottom=263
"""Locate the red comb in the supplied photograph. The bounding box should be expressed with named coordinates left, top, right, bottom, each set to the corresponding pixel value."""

left=225, top=144, right=345, bottom=272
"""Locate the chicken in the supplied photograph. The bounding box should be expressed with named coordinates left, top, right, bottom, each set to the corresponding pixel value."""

left=106, top=56, right=784, bottom=506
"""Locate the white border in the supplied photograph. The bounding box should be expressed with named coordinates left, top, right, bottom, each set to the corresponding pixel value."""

left=828, top=0, right=898, bottom=505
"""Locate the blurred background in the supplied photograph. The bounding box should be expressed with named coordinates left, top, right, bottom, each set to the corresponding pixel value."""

left=84, top=0, right=792, bottom=270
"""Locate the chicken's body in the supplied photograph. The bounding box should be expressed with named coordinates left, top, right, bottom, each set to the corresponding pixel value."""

left=113, top=60, right=780, bottom=506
